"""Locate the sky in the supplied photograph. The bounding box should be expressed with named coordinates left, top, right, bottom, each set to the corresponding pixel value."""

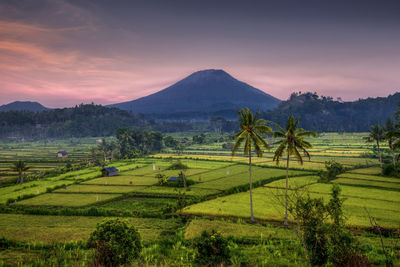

left=0, top=0, right=399, bottom=108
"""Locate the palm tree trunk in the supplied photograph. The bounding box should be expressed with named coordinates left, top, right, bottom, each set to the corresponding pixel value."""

left=249, top=148, right=255, bottom=222
left=377, top=140, right=382, bottom=169
left=392, top=150, right=396, bottom=166
left=284, top=153, right=290, bottom=226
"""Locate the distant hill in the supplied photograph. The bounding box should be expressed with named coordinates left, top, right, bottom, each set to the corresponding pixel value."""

left=0, top=101, right=49, bottom=112
left=262, top=92, right=400, bottom=132
left=0, top=104, right=147, bottom=139
left=109, top=69, right=280, bottom=116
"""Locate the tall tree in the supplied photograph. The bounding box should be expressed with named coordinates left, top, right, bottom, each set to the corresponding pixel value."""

left=232, top=108, right=271, bottom=222
left=11, top=160, right=30, bottom=185
left=116, top=127, right=134, bottom=158
left=384, top=118, right=399, bottom=165
left=98, top=138, right=109, bottom=163
left=365, top=125, right=385, bottom=168
left=273, top=115, right=317, bottom=226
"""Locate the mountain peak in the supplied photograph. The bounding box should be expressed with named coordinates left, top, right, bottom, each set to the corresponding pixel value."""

left=180, top=69, right=233, bottom=84
left=191, top=69, right=229, bottom=76
left=0, top=101, right=49, bottom=112
left=109, top=69, right=281, bottom=115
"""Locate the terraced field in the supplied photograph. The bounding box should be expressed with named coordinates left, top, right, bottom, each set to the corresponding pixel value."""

left=0, top=138, right=102, bottom=184
left=0, top=214, right=180, bottom=242
left=183, top=168, right=400, bottom=228
left=0, top=134, right=398, bottom=266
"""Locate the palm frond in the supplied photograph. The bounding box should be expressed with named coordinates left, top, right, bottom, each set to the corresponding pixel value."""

left=273, top=143, right=286, bottom=164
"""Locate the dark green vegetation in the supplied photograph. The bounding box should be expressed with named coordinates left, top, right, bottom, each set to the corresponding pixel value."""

left=2, top=92, right=400, bottom=140
left=262, top=92, right=400, bottom=132
left=88, top=218, right=142, bottom=266
left=0, top=104, right=146, bottom=139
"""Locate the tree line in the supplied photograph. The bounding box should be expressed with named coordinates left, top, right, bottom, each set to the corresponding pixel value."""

left=261, top=92, right=400, bottom=132
left=0, top=104, right=147, bottom=139
left=365, top=104, right=400, bottom=176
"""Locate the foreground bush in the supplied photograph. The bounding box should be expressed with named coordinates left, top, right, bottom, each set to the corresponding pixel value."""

left=194, top=230, right=231, bottom=266
left=291, top=184, right=370, bottom=266
left=88, top=218, right=142, bottom=266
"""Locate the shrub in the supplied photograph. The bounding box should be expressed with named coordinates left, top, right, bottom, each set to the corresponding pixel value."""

left=291, top=195, right=330, bottom=266
left=166, top=161, right=188, bottom=170
left=382, top=163, right=400, bottom=177
left=319, top=160, right=345, bottom=182
left=167, top=178, right=195, bottom=188
left=291, top=184, right=370, bottom=267
left=155, top=173, right=168, bottom=185
left=88, top=218, right=142, bottom=266
left=194, top=230, right=231, bottom=266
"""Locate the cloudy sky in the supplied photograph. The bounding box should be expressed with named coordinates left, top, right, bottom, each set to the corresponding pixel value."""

left=0, top=0, right=399, bottom=107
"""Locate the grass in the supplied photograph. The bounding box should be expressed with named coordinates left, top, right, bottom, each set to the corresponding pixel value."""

left=83, top=175, right=158, bottom=186
left=337, top=173, right=400, bottom=184
left=99, top=197, right=176, bottom=214
left=264, top=175, right=320, bottom=188
left=53, top=184, right=143, bottom=194
left=16, top=193, right=122, bottom=207
left=0, top=214, right=181, bottom=242
left=348, top=167, right=383, bottom=175
left=183, top=181, right=400, bottom=228
left=184, top=219, right=297, bottom=240
left=153, top=153, right=378, bottom=170
left=332, top=178, right=400, bottom=190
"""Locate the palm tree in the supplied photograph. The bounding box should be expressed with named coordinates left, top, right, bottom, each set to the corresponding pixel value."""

left=273, top=115, right=317, bottom=226
left=365, top=124, right=385, bottom=168
left=11, top=160, right=30, bottom=185
left=232, top=108, right=271, bottom=222
left=98, top=138, right=109, bottom=163
left=384, top=118, right=399, bottom=166
left=116, top=127, right=134, bottom=158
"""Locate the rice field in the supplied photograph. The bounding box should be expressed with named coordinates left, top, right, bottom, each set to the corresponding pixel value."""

left=16, top=193, right=123, bottom=207
left=0, top=133, right=398, bottom=265
left=182, top=169, right=400, bottom=228
left=0, top=214, right=180, bottom=242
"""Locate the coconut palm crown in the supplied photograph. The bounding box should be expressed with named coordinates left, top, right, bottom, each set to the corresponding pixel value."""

left=232, top=108, right=271, bottom=221
left=273, top=115, right=317, bottom=226
left=11, top=160, right=30, bottom=185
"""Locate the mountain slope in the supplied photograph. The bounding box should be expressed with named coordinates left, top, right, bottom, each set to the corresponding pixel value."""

left=109, top=69, right=280, bottom=114
left=0, top=101, right=49, bottom=112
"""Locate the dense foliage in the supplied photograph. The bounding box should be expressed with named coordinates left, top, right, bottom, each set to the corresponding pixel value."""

left=88, top=218, right=142, bottom=266
left=115, top=127, right=164, bottom=158
left=291, top=185, right=369, bottom=266
left=262, top=92, right=400, bottom=132
left=318, top=160, right=345, bottom=182
left=194, top=230, right=231, bottom=266
left=0, top=104, right=146, bottom=139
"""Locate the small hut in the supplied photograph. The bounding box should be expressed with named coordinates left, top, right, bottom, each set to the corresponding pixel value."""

left=168, top=176, right=182, bottom=182
left=57, top=151, right=68, bottom=158
left=102, top=167, right=119, bottom=177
